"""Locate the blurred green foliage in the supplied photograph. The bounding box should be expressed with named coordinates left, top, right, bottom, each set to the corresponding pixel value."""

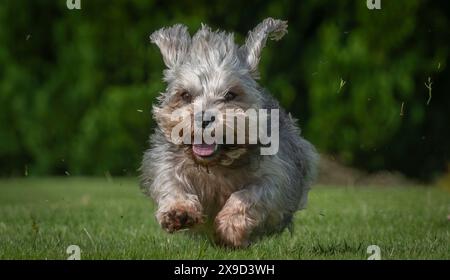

left=0, top=0, right=448, bottom=180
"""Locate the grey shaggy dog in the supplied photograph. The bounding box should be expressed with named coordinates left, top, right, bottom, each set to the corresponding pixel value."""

left=140, top=18, right=317, bottom=248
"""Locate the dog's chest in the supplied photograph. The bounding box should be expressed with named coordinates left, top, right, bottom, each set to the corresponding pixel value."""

left=184, top=166, right=249, bottom=215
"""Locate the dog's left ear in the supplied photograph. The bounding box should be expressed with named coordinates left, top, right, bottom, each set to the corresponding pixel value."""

left=150, top=24, right=191, bottom=69
left=239, top=18, right=288, bottom=78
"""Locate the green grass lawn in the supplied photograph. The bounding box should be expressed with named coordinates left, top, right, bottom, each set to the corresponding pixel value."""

left=0, top=177, right=448, bottom=259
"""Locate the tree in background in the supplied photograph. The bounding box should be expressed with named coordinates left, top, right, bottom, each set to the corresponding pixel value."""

left=0, top=0, right=448, bottom=181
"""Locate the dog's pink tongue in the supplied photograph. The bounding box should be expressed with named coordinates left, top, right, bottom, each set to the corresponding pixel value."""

left=192, top=144, right=216, bottom=157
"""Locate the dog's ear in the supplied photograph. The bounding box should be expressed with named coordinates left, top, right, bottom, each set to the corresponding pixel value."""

left=150, top=24, right=191, bottom=69
left=240, top=18, right=288, bottom=78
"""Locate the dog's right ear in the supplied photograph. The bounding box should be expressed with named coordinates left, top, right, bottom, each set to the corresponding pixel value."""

left=150, top=24, right=191, bottom=69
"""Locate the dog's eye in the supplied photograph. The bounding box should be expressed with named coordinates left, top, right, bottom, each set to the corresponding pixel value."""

left=180, top=91, right=192, bottom=103
left=224, top=91, right=237, bottom=102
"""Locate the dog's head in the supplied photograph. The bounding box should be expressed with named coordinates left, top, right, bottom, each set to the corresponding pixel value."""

left=150, top=18, right=287, bottom=166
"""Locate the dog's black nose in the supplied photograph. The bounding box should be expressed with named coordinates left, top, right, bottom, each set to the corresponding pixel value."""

left=202, top=116, right=215, bottom=128
left=195, top=111, right=216, bottom=129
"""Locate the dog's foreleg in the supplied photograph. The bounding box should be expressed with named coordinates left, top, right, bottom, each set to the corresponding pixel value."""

left=150, top=173, right=203, bottom=233
left=214, top=184, right=284, bottom=248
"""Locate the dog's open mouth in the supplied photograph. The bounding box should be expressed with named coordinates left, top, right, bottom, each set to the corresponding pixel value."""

left=192, top=143, right=218, bottom=158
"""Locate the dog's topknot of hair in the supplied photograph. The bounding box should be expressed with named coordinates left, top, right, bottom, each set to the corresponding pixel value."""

left=150, top=18, right=288, bottom=77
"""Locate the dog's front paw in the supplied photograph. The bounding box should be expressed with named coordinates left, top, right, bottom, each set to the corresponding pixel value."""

left=158, top=202, right=203, bottom=233
left=214, top=210, right=254, bottom=249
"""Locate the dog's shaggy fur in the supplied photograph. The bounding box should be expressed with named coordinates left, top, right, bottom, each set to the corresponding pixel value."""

left=140, top=18, right=317, bottom=248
